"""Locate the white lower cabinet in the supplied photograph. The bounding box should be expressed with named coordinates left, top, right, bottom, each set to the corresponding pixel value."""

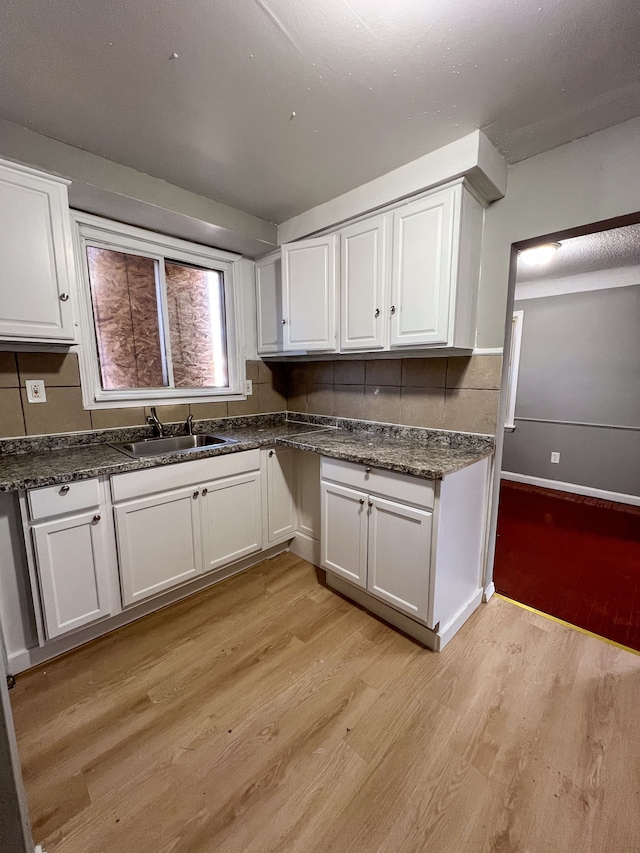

left=115, top=486, right=203, bottom=607
left=201, top=472, right=263, bottom=572
left=32, top=509, right=112, bottom=639
left=367, top=496, right=432, bottom=621
left=321, top=471, right=433, bottom=622
left=264, top=447, right=297, bottom=543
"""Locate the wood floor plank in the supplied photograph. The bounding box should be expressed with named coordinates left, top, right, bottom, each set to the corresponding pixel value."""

left=10, top=556, right=640, bottom=853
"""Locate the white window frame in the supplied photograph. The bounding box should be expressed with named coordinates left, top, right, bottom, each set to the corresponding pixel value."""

left=504, top=309, right=524, bottom=431
left=71, top=211, right=246, bottom=409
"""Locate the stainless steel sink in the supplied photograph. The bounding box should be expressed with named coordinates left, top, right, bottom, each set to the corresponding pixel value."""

left=109, top=434, right=238, bottom=458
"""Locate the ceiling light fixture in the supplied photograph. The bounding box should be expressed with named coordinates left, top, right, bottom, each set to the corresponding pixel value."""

left=519, top=242, right=561, bottom=267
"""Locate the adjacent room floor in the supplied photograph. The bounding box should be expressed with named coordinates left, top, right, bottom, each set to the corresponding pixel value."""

left=494, top=480, right=640, bottom=652
left=11, top=553, right=640, bottom=853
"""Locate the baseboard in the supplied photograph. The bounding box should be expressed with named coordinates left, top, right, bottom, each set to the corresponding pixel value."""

left=436, top=588, right=484, bottom=650
left=483, top=581, right=495, bottom=602
left=289, top=532, right=320, bottom=566
left=501, top=472, right=640, bottom=508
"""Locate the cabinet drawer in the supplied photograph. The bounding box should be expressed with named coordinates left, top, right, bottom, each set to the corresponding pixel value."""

left=321, top=457, right=434, bottom=509
left=28, top=478, right=101, bottom=520
left=111, top=449, right=260, bottom=502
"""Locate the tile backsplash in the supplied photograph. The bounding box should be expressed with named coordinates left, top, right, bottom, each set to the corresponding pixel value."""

left=0, top=352, right=287, bottom=438
left=0, top=351, right=501, bottom=439
left=286, top=355, right=502, bottom=435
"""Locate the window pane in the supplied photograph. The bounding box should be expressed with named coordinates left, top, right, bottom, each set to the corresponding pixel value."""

left=87, top=247, right=167, bottom=390
left=165, top=261, right=228, bottom=388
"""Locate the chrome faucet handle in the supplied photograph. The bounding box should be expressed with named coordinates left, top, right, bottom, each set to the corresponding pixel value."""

left=185, top=414, right=194, bottom=435
left=146, top=406, right=165, bottom=437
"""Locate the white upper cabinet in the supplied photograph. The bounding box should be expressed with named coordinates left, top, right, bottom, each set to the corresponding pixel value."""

left=255, top=252, right=283, bottom=354
left=390, top=183, right=483, bottom=349
left=0, top=160, right=77, bottom=343
left=340, top=213, right=390, bottom=351
left=281, top=234, right=338, bottom=352
left=271, top=180, right=484, bottom=356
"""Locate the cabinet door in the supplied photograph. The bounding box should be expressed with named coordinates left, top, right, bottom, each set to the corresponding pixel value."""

left=281, top=234, right=338, bottom=352
left=115, top=487, right=202, bottom=606
left=266, top=448, right=296, bottom=542
left=340, top=213, right=390, bottom=351
left=32, top=511, right=111, bottom=639
left=320, top=482, right=368, bottom=588
left=0, top=162, right=76, bottom=342
left=255, top=253, right=283, bottom=354
left=201, top=472, right=263, bottom=573
left=390, top=187, right=456, bottom=347
left=367, top=496, right=432, bottom=622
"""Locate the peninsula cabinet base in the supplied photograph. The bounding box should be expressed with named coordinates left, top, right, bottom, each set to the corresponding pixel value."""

left=326, top=572, right=484, bottom=651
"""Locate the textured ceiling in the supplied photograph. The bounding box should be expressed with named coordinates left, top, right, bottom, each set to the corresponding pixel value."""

left=516, top=223, right=640, bottom=282
left=1, top=0, right=640, bottom=223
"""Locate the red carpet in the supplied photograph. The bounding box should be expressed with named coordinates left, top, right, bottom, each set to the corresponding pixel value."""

left=494, top=480, right=640, bottom=652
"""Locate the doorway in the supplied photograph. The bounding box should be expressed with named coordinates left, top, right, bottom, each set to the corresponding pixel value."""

left=493, top=221, right=640, bottom=650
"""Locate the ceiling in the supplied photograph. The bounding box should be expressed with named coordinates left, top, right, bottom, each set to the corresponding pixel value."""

left=516, top=222, right=640, bottom=282
left=1, top=0, right=640, bottom=224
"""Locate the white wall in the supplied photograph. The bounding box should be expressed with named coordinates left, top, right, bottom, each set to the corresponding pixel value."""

left=477, top=115, right=640, bottom=348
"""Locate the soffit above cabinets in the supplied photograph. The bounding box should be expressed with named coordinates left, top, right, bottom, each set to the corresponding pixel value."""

left=1, top=0, right=639, bottom=224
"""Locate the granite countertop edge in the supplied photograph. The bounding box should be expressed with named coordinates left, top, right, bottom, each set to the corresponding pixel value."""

left=0, top=416, right=494, bottom=492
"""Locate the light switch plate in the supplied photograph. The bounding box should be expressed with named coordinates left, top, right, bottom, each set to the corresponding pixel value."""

left=244, top=379, right=253, bottom=396
left=26, top=379, right=46, bottom=403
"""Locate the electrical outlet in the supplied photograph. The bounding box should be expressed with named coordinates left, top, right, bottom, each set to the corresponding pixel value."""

left=26, top=379, right=46, bottom=403
left=244, top=379, right=253, bottom=396
left=550, top=451, right=560, bottom=464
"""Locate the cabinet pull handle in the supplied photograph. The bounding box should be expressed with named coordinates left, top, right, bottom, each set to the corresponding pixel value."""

left=374, top=308, right=380, bottom=318
left=269, top=450, right=275, bottom=457
left=59, top=485, right=70, bottom=494
left=390, top=305, right=396, bottom=314
left=59, top=293, right=70, bottom=302
left=92, top=514, right=101, bottom=523
left=193, top=490, right=199, bottom=499
left=201, top=488, right=208, bottom=496
left=359, top=498, right=365, bottom=505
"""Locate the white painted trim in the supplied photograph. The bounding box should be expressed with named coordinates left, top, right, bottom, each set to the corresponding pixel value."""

left=501, top=472, right=640, bottom=508
left=504, top=310, right=524, bottom=429
left=515, top=265, right=640, bottom=301
left=483, top=582, right=495, bottom=602
left=278, top=131, right=506, bottom=243
left=472, top=346, right=504, bottom=356
left=436, top=588, right=484, bottom=650
left=289, top=532, right=320, bottom=566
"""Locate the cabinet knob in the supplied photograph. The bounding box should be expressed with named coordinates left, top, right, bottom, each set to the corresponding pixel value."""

left=201, top=487, right=208, bottom=496
left=368, top=501, right=373, bottom=508
left=364, top=467, right=371, bottom=473
left=390, top=305, right=396, bottom=315
left=374, top=308, right=380, bottom=318
left=92, top=514, right=101, bottom=523
left=60, top=485, right=70, bottom=495
left=193, top=490, right=199, bottom=499
left=281, top=319, right=286, bottom=325
left=359, top=498, right=365, bottom=505
left=269, top=450, right=274, bottom=457
left=59, top=293, right=70, bottom=302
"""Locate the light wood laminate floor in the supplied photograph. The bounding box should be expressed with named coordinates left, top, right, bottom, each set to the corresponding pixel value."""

left=10, top=554, right=640, bottom=853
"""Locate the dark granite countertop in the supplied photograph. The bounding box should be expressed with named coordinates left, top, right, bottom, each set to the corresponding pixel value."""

left=0, top=414, right=493, bottom=492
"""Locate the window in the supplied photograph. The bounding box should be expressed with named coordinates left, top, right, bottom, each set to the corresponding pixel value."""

left=72, top=213, right=244, bottom=408
left=504, top=310, right=524, bottom=430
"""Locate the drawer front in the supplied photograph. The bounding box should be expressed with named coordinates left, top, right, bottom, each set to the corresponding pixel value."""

left=28, top=478, right=101, bottom=520
left=111, top=449, right=260, bottom=502
left=321, top=457, right=434, bottom=509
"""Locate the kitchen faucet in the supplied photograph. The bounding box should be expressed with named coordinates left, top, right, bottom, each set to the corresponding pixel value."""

left=146, top=407, right=165, bottom=437
left=185, top=414, right=194, bottom=435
